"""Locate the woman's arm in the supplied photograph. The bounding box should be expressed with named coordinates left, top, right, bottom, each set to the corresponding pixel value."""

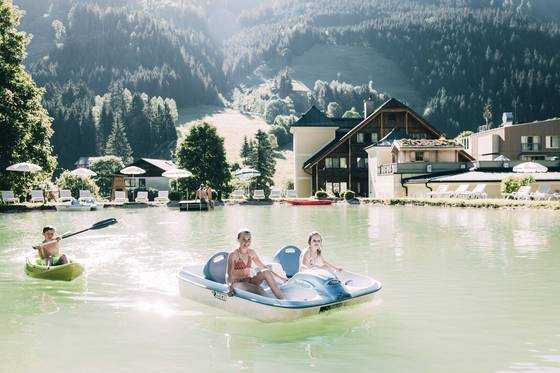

left=320, top=255, right=342, bottom=272
left=252, top=251, right=288, bottom=281
left=299, top=250, right=311, bottom=270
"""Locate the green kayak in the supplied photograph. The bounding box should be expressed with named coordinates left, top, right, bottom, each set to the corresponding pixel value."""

left=25, top=257, right=84, bottom=281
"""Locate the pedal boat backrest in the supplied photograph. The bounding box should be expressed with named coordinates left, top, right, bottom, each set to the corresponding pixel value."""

left=203, top=252, right=229, bottom=284
left=272, top=245, right=302, bottom=278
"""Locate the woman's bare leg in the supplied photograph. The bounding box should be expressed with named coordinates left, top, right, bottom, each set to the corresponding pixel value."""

left=252, top=270, right=284, bottom=299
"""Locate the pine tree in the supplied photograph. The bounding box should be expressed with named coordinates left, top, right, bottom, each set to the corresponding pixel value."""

left=0, top=1, right=57, bottom=195
left=239, top=136, right=253, bottom=165
left=105, top=118, right=133, bottom=164
left=125, top=93, right=151, bottom=156
left=247, top=130, right=276, bottom=196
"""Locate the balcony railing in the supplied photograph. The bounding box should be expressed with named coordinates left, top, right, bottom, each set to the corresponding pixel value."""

left=377, top=162, right=472, bottom=175
left=521, top=143, right=542, bottom=152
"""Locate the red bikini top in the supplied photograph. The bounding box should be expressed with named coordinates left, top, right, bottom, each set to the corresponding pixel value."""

left=233, top=254, right=251, bottom=270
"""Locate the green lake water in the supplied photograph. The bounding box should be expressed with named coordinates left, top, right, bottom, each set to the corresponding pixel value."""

left=1, top=205, right=559, bottom=372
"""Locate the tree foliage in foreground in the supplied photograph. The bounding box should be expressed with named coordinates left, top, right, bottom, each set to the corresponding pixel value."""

left=0, top=0, right=57, bottom=196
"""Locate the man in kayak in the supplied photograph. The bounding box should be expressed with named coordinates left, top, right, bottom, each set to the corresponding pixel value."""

left=33, top=226, right=69, bottom=266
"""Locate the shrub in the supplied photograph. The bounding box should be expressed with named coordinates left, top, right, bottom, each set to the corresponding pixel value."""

left=315, top=190, right=328, bottom=199
left=343, top=190, right=356, bottom=200
left=501, top=175, right=535, bottom=193
left=90, top=156, right=124, bottom=198
left=56, top=171, right=99, bottom=199
left=168, top=191, right=183, bottom=201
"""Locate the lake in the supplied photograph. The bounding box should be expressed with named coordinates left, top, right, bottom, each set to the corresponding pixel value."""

left=1, top=205, right=559, bottom=372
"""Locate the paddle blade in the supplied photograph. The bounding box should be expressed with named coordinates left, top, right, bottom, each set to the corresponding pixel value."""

left=91, top=218, right=118, bottom=230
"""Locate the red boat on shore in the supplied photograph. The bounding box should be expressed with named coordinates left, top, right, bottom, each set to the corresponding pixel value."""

left=287, top=199, right=332, bottom=206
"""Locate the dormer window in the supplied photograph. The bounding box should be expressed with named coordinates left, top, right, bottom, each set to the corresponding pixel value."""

left=357, top=133, right=365, bottom=143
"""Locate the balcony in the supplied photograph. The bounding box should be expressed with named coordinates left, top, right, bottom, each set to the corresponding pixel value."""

left=521, top=143, right=542, bottom=152
left=377, top=162, right=472, bottom=175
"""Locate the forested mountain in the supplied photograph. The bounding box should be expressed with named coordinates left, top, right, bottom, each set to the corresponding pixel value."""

left=12, top=0, right=560, bottom=141
left=222, top=0, right=560, bottom=135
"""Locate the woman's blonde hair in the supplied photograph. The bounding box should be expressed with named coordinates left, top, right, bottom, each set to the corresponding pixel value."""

left=307, top=231, right=322, bottom=255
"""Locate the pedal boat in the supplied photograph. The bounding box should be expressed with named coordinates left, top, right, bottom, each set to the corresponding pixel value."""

left=177, top=246, right=382, bottom=322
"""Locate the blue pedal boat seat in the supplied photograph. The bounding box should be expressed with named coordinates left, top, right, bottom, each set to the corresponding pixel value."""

left=203, top=252, right=229, bottom=284
left=272, top=245, right=302, bottom=278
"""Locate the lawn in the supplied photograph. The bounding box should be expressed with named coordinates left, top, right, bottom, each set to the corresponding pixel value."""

left=177, top=106, right=294, bottom=188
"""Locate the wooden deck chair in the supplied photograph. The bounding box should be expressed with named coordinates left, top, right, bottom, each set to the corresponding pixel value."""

left=154, top=190, right=169, bottom=204
left=135, top=191, right=149, bottom=203
left=253, top=189, right=266, bottom=200
left=59, top=189, right=73, bottom=202
left=113, top=191, right=128, bottom=203
left=30, top=190, right=45, bottom=203
left=1, top=190, right=19, bottom=204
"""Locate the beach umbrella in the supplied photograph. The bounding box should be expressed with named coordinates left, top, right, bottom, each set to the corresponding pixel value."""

left=120, top=166, right=146, bottom=199
left=234, top=168, right=261, bottom=179
left=494, top=155, right=510, bottom=161
left=6, top=162, right=43, bottom=196
left=6, top=162, right=42, bottom=173
left=69, top=168, right=97, bottom=177
left=162, top=168, right=193, bottom=195
left=513, top=162, right=548, bottom=173
left=234, top=168, right=261, bottom=197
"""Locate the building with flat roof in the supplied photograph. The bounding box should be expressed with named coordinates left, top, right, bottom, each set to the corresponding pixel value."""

left=463, top=115, right=560, bottom=161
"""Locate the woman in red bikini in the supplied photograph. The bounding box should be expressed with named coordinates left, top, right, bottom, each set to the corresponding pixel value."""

left=226, top=229, right=286, bottom=299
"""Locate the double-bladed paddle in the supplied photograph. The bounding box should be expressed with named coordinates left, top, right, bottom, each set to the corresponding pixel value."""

left=33, top=218, right=118, bottom=249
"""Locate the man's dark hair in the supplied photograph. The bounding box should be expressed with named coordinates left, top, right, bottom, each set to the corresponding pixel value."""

left=43, top=225, right=55, bottom=233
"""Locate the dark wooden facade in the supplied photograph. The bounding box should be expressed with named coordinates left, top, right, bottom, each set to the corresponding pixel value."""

left=304, top=100, right=442, bottom=196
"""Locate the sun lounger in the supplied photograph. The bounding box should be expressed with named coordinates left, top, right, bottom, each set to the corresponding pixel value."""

left=467, top=184, right=488, bottom=199
left=135, top=191, right=149, bottom=203
left=30, top=190, right=44, bottom=203
left=59, top=189, right=73, bottom=202
left=154, top=190, right=169, bottom=204
left=502, top=185, right=532, bottom=200
left=79, top=190, right=93, bottom=201
left=450, top=184, right=470, bottom=198
left=426, top=184, right=449, bottom=198
left=113, top=190, right=128, bottom=203
left=286, top=189, right=297, bottom=198
left=269, top=188, right=282, bottom=199
left=1, top=190, right=19, bottom=204
left=530, top=184, right=551, bottom=200
left=253, top=189, right=265, bottom=200
left=230, top=189, right=245, bottom=200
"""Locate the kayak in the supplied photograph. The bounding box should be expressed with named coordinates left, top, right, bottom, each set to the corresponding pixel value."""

left=178, top=247, right=382, bottom=322
left=25, top=257, right=84, bottom=281
left=287, top=199, right=332, bottom=205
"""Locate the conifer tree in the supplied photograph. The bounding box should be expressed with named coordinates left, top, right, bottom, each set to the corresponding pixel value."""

left=0, top=1, right=57, bottom=195
left=239, top=136, right=253, bottom=165
left=105, top=118, right=133, bottom=164
left=247, top=130, right=276, bottom=196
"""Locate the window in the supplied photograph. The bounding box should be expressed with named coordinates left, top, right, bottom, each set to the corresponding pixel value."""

left=521, top=136, right=541, bottom=151
left=412, top=151, right=424, bottom=162
left=325, top=157, right=347, bottom=168
left=356, top=133, right=365, bottom=143
left=371, top=133, right=378, bottom=143
left=138, top=178, right=146, bottom=189
left=340, top=157, right=347, bottom=168
left=357, top=157, right=367, bottom=168
left=325, top=158, right=332, bottom=168
left=125, top=178, right=136, bottom=187
left=521, top=155, right=545, bottom=160
left=546, top=136, right=560, bottom=149
left=332, top=158, right=340, bottom=168
left=410, top=132, right=427, bottom=139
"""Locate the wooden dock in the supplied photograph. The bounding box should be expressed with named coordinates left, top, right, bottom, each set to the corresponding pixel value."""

left=179, top=200, right=208, bottom=211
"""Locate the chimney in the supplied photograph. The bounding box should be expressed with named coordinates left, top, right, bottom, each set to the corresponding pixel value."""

left=363, top=96, right=374, bottom=118
left=501, top=112, right=514, bottom=126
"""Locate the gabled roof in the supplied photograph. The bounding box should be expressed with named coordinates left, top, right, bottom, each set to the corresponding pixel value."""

left=303, top=135, right=344, bottom=169
left=331, top=117, right=363, bottom=129
left=140, top=158, right=176, bottom=171
left=302, top=98, right=444, bottom=170
left=291, top=106, right=337, bottom=127
left=116, top=158, right=176, bottom=177
left=368, top=128, right=412, bottom=148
